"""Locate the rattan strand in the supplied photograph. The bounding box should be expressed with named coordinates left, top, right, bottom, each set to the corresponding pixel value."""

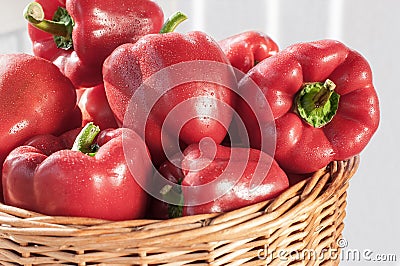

left=0, top=156, right=359, bottom=265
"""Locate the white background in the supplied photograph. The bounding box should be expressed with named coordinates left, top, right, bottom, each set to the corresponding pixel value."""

left=1, top=0, right=399, bottom=265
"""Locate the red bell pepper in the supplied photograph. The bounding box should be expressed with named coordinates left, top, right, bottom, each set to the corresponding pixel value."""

left=152, top=143, right=289, bottom=218
left=237, top=39, right=380, bottom=174
left=219, top=31, right=279, bottom=74
left=24, top=0, right=164, bottom=87
left=77, top=84, right=118, bottom=130
left=103, top=12, right=237, bottom=166
left=0, top=53, right=81, bottom=194
left=23, top=127, right=82, bottom=156
left=2, top=123, right=152, bottom=221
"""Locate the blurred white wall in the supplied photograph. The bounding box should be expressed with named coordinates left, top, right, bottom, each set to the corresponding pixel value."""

left=1, top=1, right=399, bottom=265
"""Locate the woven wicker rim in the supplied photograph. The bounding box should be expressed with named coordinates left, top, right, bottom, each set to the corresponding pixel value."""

left=0, top=156, right=359, bottom=265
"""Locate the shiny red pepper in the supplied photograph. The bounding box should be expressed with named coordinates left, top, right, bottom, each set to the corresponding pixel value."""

left=77, top=84, right=118, bottom=130
left=24, top=0, right=164, bottom=87
left=2, top=124, right=152, bottom=221
left=103, top=12, right=237, bottom=166
left=0, top=53, right=81, bottom=198
left=218, top=31, right=278, bottom=74
left=237, top=39, right=380, bottom=174
left=152, top=143, right=289, bottom=218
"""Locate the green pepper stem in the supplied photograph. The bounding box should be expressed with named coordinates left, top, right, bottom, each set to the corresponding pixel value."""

left=23, top=2, right=69, bottom=37
left=312, top=79, right=336, bottom=108
left=71, top=122, right=101, bottom=155
left=159, top=11, right=188, bottom=34
left=295, top=79, right=340, bottom=128
left=160, top=181, right=184, bottom=218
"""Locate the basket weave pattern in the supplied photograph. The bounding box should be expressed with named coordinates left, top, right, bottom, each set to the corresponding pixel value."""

left=0, top=156, right=359, bottom=265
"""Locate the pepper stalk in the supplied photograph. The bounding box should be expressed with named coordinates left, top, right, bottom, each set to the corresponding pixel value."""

left=159, top=11, right=188, bottom=34
left=71, top=122, right=101, bottom=156
left=295, top=79, right=340, bottom=128
left=24, top=2, right=74, bottom=49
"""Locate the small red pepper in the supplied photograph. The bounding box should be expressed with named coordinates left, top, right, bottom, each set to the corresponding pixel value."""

left=0, top=53, right=81, bottom=195
left=153, top=143, right=289, bottom=218
left=237, top=39, right=380, bottom=174
left=24, top=0, right=164, bottom=87
left=77, top=84, right=118, bottom=130
left=2, top=123, right=152, bottom=221
left=218, top=31, right=279, bottom=74
left=103, top=12, right=237, bottom=166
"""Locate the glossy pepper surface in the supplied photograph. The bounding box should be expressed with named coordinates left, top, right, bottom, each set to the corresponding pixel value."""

left=237, top=39, right=380, bottom=174
left=2, top=124, right=152, bottom=221
left=103, top=13, right=237, bottom=166
left=24, top=0, right=164, bottom=87
left=219, top=31, right=278, bottom=74
left=0, top=53, right=81, bottom=182
left=77, top=84, right=118, bottom=130
left=154, top=143, right=289, bottom=217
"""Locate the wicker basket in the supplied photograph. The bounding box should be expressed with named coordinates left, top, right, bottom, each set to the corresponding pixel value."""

left=0, top=156, right=359, bottom=266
